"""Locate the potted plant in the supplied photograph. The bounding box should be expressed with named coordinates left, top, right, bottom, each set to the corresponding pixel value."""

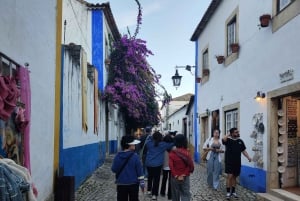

left=259, top=14, right=271, bottom=27
left=215, top=55, right=225, bottom=64
left=230, top=43, right=239, bottom=53
left=203, top=69, right=210, bottom=76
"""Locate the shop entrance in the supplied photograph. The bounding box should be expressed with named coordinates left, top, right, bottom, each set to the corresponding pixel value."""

left=276, top=93, right=300, bottom=195
left=200, top=116, right=209, bottom=152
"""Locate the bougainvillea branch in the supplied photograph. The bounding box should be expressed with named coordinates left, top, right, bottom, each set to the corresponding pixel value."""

left=103, top=0, right=165, bottom=129
left=133, top=0, right=142, bottom=38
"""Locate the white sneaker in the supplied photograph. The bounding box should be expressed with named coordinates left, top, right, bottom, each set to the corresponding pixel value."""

left=151, top=195, right=157, bottom=200
left=226, top=192, right=231, bottom=200
left=231, top=192, right=239, bottom=199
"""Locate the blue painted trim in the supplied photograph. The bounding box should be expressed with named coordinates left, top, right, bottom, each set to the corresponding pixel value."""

left=98, top=140, right=106, bottom=166
left=59, top=46, right=65, bottom=167
left=240, top=166, right=266, bottom=193
left=62, top=142, right=105, bottom=189
left=194, top=41, right=199, bottom=163
left=92, top=10, right=104, bottom=92
left=109, top=140, right=118, bottom=154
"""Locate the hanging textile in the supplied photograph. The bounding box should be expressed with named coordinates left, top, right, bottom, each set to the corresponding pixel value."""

left=81, top=51, right=88, bottom=133
left=18, top=66, right=31, bottom=172
left=94, top=68, right=98, bottom=135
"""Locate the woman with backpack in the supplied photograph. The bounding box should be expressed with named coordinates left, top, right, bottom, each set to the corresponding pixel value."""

left=169, top=134, right=194, bottom=201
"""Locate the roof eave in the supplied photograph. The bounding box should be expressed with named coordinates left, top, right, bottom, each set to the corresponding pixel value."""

left=185, top=95, right=195, bottom=115
left=190, top=0, right=222, bottom=41
left=85, top=1, right=121, bottom=41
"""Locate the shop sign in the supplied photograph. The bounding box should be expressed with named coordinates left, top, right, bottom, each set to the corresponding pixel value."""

left=279, top=69, right=294, bottom=83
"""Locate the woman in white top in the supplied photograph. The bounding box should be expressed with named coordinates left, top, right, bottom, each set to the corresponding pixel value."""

left=160, top=134, right=174, bottom=200
left=202, top=129, right=224, bottom=190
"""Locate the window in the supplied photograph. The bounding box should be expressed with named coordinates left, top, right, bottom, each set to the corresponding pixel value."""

left=272, top=0, right=299, bottom=32
left=225, top=109, right=238, bottom=134
left=277, top=0, right=294, bottom=12
left=227, top=17, right=236, bottom=55
left=201, top=47, right=210, bottom=82
left=224, top=7, right=239, bottom=65
left=202, top=49, right=209, bottom=69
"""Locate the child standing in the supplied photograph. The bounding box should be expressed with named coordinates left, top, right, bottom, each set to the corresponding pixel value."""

left=111, top=135, right=145, bottom=201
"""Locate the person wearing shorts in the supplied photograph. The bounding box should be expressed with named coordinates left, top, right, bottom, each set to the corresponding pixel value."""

left=222, top=128, right=251, bottom=200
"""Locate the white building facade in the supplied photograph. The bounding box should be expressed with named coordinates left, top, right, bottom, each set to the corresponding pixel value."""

left=191, top=0, right=300, bottom=194
left=0, top=0, right=124, bottom=200
left=160, top=94, right=192, bottom=133
left=60, top=1, right=124, bottom=191
left=167, top=105, right=188, bottom=135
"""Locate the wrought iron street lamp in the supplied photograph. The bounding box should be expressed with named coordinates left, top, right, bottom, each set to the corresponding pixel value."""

left=171, top=65, right=195, bottom=88
left=172, top=69, right=182, bottom=88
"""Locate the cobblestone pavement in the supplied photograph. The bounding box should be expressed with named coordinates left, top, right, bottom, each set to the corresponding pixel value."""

left=75, top=155, right=258, bottom=201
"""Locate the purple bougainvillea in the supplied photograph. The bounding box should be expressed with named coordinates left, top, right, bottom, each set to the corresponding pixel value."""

left=102, top=0, right=167, bottom=129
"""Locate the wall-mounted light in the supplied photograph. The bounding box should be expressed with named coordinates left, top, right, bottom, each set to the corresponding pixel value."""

left=206, top=108, right=210, bottom=116
left=171, top=65, right=195, bottom=89
left=254, top=91, right=265, bottom=101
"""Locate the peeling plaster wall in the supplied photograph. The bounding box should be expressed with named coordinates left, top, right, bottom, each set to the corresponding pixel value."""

left=61, top=46, right=103, bottom=188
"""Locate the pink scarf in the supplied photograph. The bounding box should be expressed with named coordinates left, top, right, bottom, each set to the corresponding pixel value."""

left=18, top=66, right=31, bottom=172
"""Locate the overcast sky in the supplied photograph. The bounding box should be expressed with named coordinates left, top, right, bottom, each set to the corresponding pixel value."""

left=88, top=0, right=211, bottom=100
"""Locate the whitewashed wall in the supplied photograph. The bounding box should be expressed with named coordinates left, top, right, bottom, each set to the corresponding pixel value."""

left=63, top=0, right=92, bottom=62
left=62, top=0, right=122, bottom=146
left=0, top=0, right=56, bottom=199
left=161, top=100, right=189, bottom=131
left=196, top=0, right=300, bottom=169
left=187, top=104, right=196, bottom=147
left=62, top=49, right=101, bottom=148
left=167, top=105, right=187, bottom=134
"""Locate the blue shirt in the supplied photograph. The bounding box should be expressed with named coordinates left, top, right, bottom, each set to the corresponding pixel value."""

left=111, top=151, right=143, bottom=185
left=145, top=139, right=174, bottom=167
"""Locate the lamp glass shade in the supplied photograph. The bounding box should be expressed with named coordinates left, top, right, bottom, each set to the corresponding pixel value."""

left=172, top=69, right=182, bottom=87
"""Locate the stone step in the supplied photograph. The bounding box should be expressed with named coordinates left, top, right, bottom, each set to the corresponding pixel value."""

left=270, top=189, right=300, bottom=201
left=257, top=193, right=284, bottom=201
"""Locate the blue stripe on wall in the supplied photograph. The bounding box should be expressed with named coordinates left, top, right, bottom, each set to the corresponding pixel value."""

left=109, top=140, right=118, bottom=154
left=240, top=166, right=266, bottom=193
left=92, top=10, right=104, bottom=92
left=63, top=141, right=106, bottom=189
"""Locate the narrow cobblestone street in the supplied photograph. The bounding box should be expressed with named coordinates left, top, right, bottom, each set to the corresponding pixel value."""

left=75, top=155, right=258, bottom=201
